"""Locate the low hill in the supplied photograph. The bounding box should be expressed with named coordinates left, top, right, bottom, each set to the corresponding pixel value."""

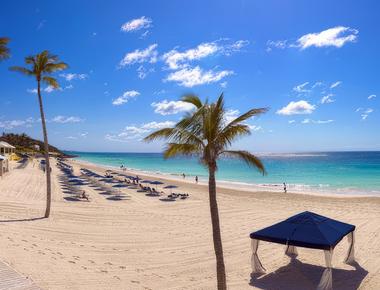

left=0, top=133, right=65, bottom=156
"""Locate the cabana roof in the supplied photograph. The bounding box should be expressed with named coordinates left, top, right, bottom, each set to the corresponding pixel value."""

left=0, top=141, right=15, bottom=149
left=250, top=211, right=355, bottom=250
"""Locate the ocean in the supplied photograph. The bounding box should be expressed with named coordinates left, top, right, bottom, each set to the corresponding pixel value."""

left=66, top=151, right=380, bottom=196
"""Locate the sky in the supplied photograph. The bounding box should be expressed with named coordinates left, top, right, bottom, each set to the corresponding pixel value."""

left=0, top=0, right=379, bottom=153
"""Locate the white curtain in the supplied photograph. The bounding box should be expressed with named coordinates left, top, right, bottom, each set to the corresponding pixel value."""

left=285, top=244, right=298, bottom=257
left=344, top=231, right=355, bottom=264
left=317, top=248, right=333, bottom=290
left=251, top=239, right=266, bottom=274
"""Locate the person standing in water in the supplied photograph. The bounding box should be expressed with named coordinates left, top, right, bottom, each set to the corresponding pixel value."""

left=195, top=176, right=198, bottom=183
left=182, top=173, right=186, bottom=179
left=283, top=182, right=287, bottom=193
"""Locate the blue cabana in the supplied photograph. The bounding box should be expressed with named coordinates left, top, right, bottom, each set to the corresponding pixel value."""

left=249, top=211, right=356, bottom=290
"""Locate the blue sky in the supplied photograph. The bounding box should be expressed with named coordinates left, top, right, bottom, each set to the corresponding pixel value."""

left=1, top=0, right=379, bottom=152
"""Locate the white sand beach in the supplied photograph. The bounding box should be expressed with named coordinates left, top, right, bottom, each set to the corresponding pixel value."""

left=0, top=158, right=379, bottom=289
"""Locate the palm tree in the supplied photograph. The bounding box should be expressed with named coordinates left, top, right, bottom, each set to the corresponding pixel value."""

left=144, top=93, right=267, bottom=290
left=10, top=50, right=68, bottom=218
left=0, top=37, right=10, bottom=61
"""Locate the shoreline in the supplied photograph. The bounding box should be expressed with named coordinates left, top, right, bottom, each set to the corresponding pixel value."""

left=70, top=158, right=380, bottom=199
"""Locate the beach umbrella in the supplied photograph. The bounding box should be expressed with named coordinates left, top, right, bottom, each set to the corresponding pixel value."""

left=163, top=185, right=178, bottom=194
left=150, top=180, right=164, bottom=190
left=141, top=180, right=152, bottom=184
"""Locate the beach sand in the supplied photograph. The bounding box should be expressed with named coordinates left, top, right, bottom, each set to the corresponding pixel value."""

left=0, top=158, right=379, bottom=289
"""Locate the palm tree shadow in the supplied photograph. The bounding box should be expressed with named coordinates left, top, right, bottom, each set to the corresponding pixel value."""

left=0, top=216, right=45, bottom=223
left=249, top=258, right=368, bottom=290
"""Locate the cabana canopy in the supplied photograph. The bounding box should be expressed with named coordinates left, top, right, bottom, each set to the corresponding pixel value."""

left=250, top=211, right=355, bottom=250
left=250, top=211, right=356, bottom=290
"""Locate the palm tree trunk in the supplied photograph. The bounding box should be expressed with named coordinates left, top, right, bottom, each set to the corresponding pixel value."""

left=208, top=166, right=227, bottom=290
left=37, top=80, right=52, bottom=218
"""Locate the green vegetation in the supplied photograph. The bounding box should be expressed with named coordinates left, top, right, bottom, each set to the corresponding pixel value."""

left=144, top=93, right=267, bottom=290
left=10, top=50, right=68, bottom=218
left=0, top=133, right=64, bottom=155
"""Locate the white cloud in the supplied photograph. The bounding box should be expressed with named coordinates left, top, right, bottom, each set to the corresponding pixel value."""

left=112, top=90, right=140, bottom=106
left=165, top=66, right=233, bottom=87
left=277, top=100, right=316, bottom=115
left=162, top=40, right=249, bottom=70
left=302, top=119, right=333, bottom=124
left=312, top=81, right=323, bottom=88
left=247, top=125, right=263, bottom=132
left=266, top=40, right=288, bottom=51
left=163, top=42, right=220, bottom=70
left=60, top=73, right=88, bottom=81
left=0, top=117, right=35, bottom=129
left=151, top=100, right=195, bottom=115
left=44, top=85, right=55, bottom=93
left=105, top=121, right=175, bottom=142
left=368, top=94, right=376, bottom=100
left=220, top=81, right=228, bottom=88
left=361, top=108, right=374, bottom=120
left=320, top=94, right=335, bottom=104
left=139, top=30, right=150, bottom=39
left=330, top=81, right=342, bottom=89
left=121, top=16, right=152, bottom=32
left=51, top=116, right=84, bottom=123
left=119, top=44, right=158, bottom=67
left=293, top=82, right=310, bottom=93
left=27, top=88, right=38, bottom=94
left=288, top=120, right=296, bottom=124
left=27, top=86, right=60, bottom=94
left=224, top=109, right=240, bottom=123
left=296, top=26, right=358, bottom=49
left=137, top=65, right=154, bottom=79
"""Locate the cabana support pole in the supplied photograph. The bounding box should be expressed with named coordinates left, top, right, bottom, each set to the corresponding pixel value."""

left=317, top=248, right=333, bottom=290
left=344, top=231, right=355, bottom=264
left=251, top=239, right=266, bottom=274
left=285, top=244, right=298, bottom=257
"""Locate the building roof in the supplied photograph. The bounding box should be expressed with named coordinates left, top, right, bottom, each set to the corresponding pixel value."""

left=0, top=141, right=15, bottom=149
left=250, top=211, right=355, bottom=250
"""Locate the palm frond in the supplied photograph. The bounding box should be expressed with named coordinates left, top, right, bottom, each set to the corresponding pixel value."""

left=144, top=128, right=176, bottom=142
left=0, top=37, right=10, bottom=60
left=9, top=66, right=34, bottom=76
left=42, top=76, right=59, bottom=88
left=44, top=62, right=68, bottom=73
left=221, top=150, right=266, bottom=175
left=181, top=94, right=203, bottom=109
left=217, top=124, right=251, bottom=147
left=226, top=107, right=269, bottom=128
left=163, top=143, right=201, bottom=159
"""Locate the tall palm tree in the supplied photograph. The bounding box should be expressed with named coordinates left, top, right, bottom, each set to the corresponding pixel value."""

left=10, top=50, right=68, bottom=218
left=144, top=93, right=267, bottom=290
left=0, top=37, right=10, bottom=61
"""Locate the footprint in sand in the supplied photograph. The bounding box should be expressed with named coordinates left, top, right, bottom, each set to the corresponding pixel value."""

left=104, top=262, right=113, bottom=265
left=113, top=276, right=121, bottom=280
left=68, top=260, right=76, bottom=264
left=88, top=259, right=95, bottom=264
left=119, top=266, right=126, bottom=269
left=131, top=280, right=140, bottom=284
left=81, top=266, right=87, bottom=270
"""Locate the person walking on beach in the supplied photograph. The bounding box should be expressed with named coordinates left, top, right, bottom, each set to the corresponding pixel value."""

left=283, top=182, right=287, bottom=193
left=195, top=176, right=198, bottom=183
left=182, top=173, right=186, bottom=179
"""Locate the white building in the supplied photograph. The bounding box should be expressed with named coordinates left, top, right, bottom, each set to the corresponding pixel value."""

left=0, top=141, right=16, bottom=156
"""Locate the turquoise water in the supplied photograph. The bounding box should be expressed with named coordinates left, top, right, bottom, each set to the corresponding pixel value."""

left=66, top=151, right=380, bottom=196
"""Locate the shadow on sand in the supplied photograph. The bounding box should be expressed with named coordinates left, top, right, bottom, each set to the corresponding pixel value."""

left=249, top=258, right=368, bottom=290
